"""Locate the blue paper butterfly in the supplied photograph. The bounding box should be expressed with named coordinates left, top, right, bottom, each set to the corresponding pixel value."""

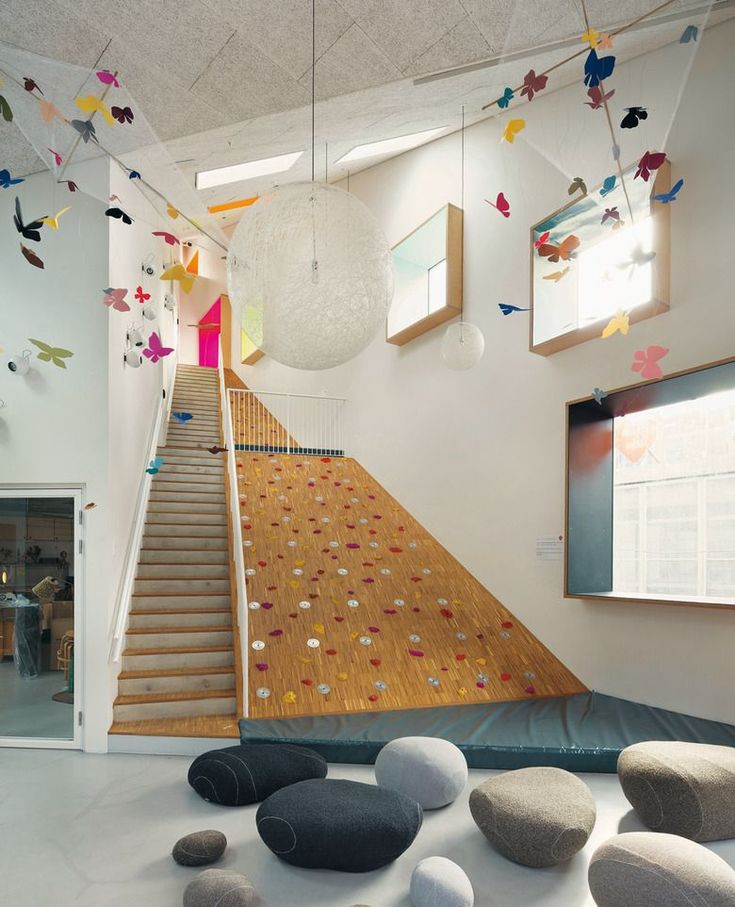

left=146, top=457, right=164, bottom=475
left=498, top=303, right=530, bottom=316
left=653, top=178, right=684, bottom=204
left=497, top=87, right=514, bottom=109
left=583, top=49, right=616, bottom=88
left=600, top=175, right=617, bottom=197
left=0, top=168, right=24, bottom=189
left=172, top=411, right=193, bottom=423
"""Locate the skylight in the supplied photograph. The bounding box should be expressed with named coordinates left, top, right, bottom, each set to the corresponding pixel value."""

left=336, top=127, right=448, bottom=164
left=195, top=151, right=303, bottom=190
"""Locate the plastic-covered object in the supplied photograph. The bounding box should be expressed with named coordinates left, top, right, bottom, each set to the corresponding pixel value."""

left=13, top=598, right=41, bottom=678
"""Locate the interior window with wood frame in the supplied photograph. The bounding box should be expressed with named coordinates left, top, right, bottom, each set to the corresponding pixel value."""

left=530, top=162, right=672, bottom=356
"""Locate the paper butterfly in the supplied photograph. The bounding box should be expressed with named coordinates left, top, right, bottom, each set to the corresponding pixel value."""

left=39, top=99, right=64, bottom=123
left=111, top=105, right=134, bottom=124
left=128, top=169, right=141, bottom=180
left=166, top=204, right=180, bottom=219
left=635, top=151, right=666, bottom=182
left=497, top=87, right=513, bottom=109
left=580, top=27, right=600, bottom=48
left=102, top=287, right=130, bottom=312
left=105, top=206, right=133, bottom=225
left=592, top=388, right=608, bottom=405
left=536, top=234, right=580, bottom=262
left=598, top=33, right=614, bottom=49
left=621, top=106, right=648, bottom=129
left=172, top=412, right=193, bottom=423
left=543, top=267, right=570, bottom=282
left=29, top=338, right=73, bottom=368
left=152, top=231, right=179, bottom=245
left=568, top=176, right=587, bottom=196
left=583, top=48, right=616, bottom=87
left=48, top=148, right=63, bottom=166
left=23, top=77, right=42, bottom=94
left=145, top=457, right=164, bottom=475
left=498, top=303, right=530, bottom=316
left=680, top=25, right=698, bottom=43
left=601, top=311, right=629, bottom=338
left=75, top=95, right=115, bottom=126
left=653, top=178, right=684, bottom=204
left=96, top=70, right=120, bottom=87
left=135, top=286, right=150, bottom=304
left=520, top=69, right=548, bottom=101
left=41, top=207, right=71, bottom=230
left=143, top=331, right=174, bottom=363
left=0, top=168, right=23, bottom=188
left=70, top=119, right=98, bottom=144
left=601, top=206, right=621, bottom=225
left=0, top=95, right=12, bottom=122
left=60, top=180, right=78, bottom=193
left=600, top=174, right=617, bottom=196
left=632, top=345, right=669, bottom=380
left=160, top=262, right=195, bottom=293
left=13, top=196, right=45, bottom=242
left=502, top=118, right=526, bottom=143
left=484, top=192, right=510, bottom=217
left=585, top=86, right=615, bottom=109
left=534, top=230, right=550, bottom=249
left=20, top=243, right=44, bottom=269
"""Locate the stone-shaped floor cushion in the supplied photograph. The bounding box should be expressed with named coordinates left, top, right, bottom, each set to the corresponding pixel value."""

left=183, top=869, right=257, bottom=907
left=172, top=829, right=227, bottom=866
left=469, top=766, right=596, bottom=867
left=410, top=856, right=474, bottom=907
left=375, top=736, right=468, bottom=809
left=188, top=743, right=327, bottom=806
left=588, top=831, right=735, bottom=907
left=256, top=778, right=423, bottom=872
left=618, top=740, right=735, bottom=842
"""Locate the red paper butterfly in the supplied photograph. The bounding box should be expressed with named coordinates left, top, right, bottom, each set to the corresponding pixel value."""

left=635, top=151, right=666, bottom=182
left=143, top=331, right=174, bottom=363
left=534, top=230, right=550, bottom=249
left=632, top=345, right=669, bottom=380
left=111, top=105, right=134, bottom=125
left=151, top=230, right=180, bottom=246
left=521, top=69, right=548, bottom=101
left=135, top=285, right=150, bottom=304
left=484, top=192, right=510, bottom=217
left=584, top=86, right=615, bottom=109
left=601, top=206, right=621, bottom=224
left=102, top=287, right=130, bottom=312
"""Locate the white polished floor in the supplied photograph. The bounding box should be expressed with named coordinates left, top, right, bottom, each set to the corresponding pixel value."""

left=1, top=748, right=734, bottom=907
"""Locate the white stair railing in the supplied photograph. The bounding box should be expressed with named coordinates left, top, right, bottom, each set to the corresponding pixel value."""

left=218, top=348, right=249, bottom=716
left=228, top=389, right=347, bottom=456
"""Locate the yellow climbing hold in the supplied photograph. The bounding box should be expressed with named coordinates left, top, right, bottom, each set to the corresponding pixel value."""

left=282, top=691, right=297, bottom=704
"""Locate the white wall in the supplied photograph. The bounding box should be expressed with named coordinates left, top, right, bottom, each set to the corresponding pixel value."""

left=232, top=21, right=735, bottom=723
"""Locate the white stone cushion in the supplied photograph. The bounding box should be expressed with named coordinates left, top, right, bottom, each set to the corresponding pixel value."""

left=588, top=832, right=735, bottom=907
left=410, top=856, right=474, bottom=907
left=375, top=737, right=468, bottom=809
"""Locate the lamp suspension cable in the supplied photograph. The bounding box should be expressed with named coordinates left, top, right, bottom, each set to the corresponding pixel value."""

left=460, top=104, right=465, bottom=344
left=311, top=0, right=316, bottom=183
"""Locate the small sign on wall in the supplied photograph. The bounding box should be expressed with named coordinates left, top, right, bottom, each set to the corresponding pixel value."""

left=536, top=535, right=564, bottom=561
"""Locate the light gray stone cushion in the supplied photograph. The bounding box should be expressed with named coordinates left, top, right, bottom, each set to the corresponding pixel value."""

left=618, top=741, right=735, bottom=842
left=469, top=767, right=596, bottom=867
left=183, top=869, right=256, bottom=907
left=588, top=832, right=735, bottom=907
left=375, top=736, right=468, bottom=809
left=172, top=829, right=227, bottom=866
left=410, top=856, right=474, bottom=907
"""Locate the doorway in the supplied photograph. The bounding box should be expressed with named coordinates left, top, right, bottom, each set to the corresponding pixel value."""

left=0, top=489, right=82, bottom=747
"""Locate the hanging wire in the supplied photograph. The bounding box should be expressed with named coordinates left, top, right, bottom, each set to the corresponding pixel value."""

left=311, top=0, right=316, bottom=183
left=460, top=105, right=466, bottom=343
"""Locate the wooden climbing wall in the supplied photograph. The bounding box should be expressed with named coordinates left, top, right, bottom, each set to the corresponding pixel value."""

left=237, top=452, right=586, bottom=720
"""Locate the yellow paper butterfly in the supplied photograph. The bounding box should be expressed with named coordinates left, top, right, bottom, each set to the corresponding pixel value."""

left=580, top=27, right=600, bottom=48
left=166, top=204, right=180, bottom=219
left=41, top=207, right=71, bottom=230
left=74, top=95, right=115, bottom=126
left=601, top=310, right=630, bottom=339
left=502, top=118, right=526, bottom=144
left=160, top=262, right=196, bottom=293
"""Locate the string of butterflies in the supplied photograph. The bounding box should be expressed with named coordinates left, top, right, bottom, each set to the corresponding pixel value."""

left=481, top=20, right=697, bottom=391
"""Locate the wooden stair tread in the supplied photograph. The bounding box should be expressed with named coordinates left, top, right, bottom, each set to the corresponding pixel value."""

left=127, top=625, right=232, bottom=634
left=129, top=608, right=231, bottom=616
left=119, top=665, right=235, bottom=679
left=123, top=644, right=234, bottom=655
left=131, top=591, right=231, bottom=598
left=114, top=689, right=236, bottom=706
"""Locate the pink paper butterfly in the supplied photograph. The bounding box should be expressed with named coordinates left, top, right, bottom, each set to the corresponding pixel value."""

left=143, top=331, right=174, bottom=363
left=151, top=230, right=179, bottom=246
left=102, top=287, right=130, bottom=312
left=96, top=70, right=120, bottom=88
left=631, top=345, right=669, bottom=380
left=48, top=148, right=63, bottom=166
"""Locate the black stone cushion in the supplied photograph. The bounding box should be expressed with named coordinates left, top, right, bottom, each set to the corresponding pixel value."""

left=256, top=778, right=423, bottom=872
left=188, top=743, right=328, bottom=806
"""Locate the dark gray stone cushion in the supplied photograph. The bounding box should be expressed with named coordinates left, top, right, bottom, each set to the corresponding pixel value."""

left=588, top=832, right=735, bottom=907
left=469, top=767, right=596, bottom=867
left=172, top=829, right=227, bottom=866
left=188, top=743, right=327, bottom=806
left=618, top=741, right=735, bottom=842
left=256, top=778, right=423, bottom=872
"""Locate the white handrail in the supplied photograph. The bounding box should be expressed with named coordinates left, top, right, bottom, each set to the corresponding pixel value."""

left=241, top=389, right=347, bottom=402
left=108, top=364, right=175, bottom=664
left=218, top=344, right=248, bottom=716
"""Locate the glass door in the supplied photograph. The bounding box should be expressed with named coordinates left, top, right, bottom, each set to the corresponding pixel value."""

left=0, top=492, right=80, bottom=745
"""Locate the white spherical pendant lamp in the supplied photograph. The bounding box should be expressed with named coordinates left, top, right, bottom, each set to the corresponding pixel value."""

left=227, top=181, right=394, bottom=370
left=441, top=321, right=485, bottom=370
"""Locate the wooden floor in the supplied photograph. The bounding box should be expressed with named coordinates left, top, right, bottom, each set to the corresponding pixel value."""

left=109, top=713, right=239, bottom=738
left=239, top=453, right=586, bottom=720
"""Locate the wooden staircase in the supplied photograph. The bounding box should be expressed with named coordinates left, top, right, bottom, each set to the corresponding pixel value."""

left=111, top=364, right=238, bottom=727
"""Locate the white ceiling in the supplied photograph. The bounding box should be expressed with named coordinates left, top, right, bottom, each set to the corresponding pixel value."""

left=0, top=0, right=732, bottom=224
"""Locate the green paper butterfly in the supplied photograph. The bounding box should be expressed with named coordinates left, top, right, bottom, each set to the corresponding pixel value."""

left=29, top=338, right=74, bottom=368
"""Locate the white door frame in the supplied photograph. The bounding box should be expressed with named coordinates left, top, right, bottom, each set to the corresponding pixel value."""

left=0, top=484, right=84, bottom=750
